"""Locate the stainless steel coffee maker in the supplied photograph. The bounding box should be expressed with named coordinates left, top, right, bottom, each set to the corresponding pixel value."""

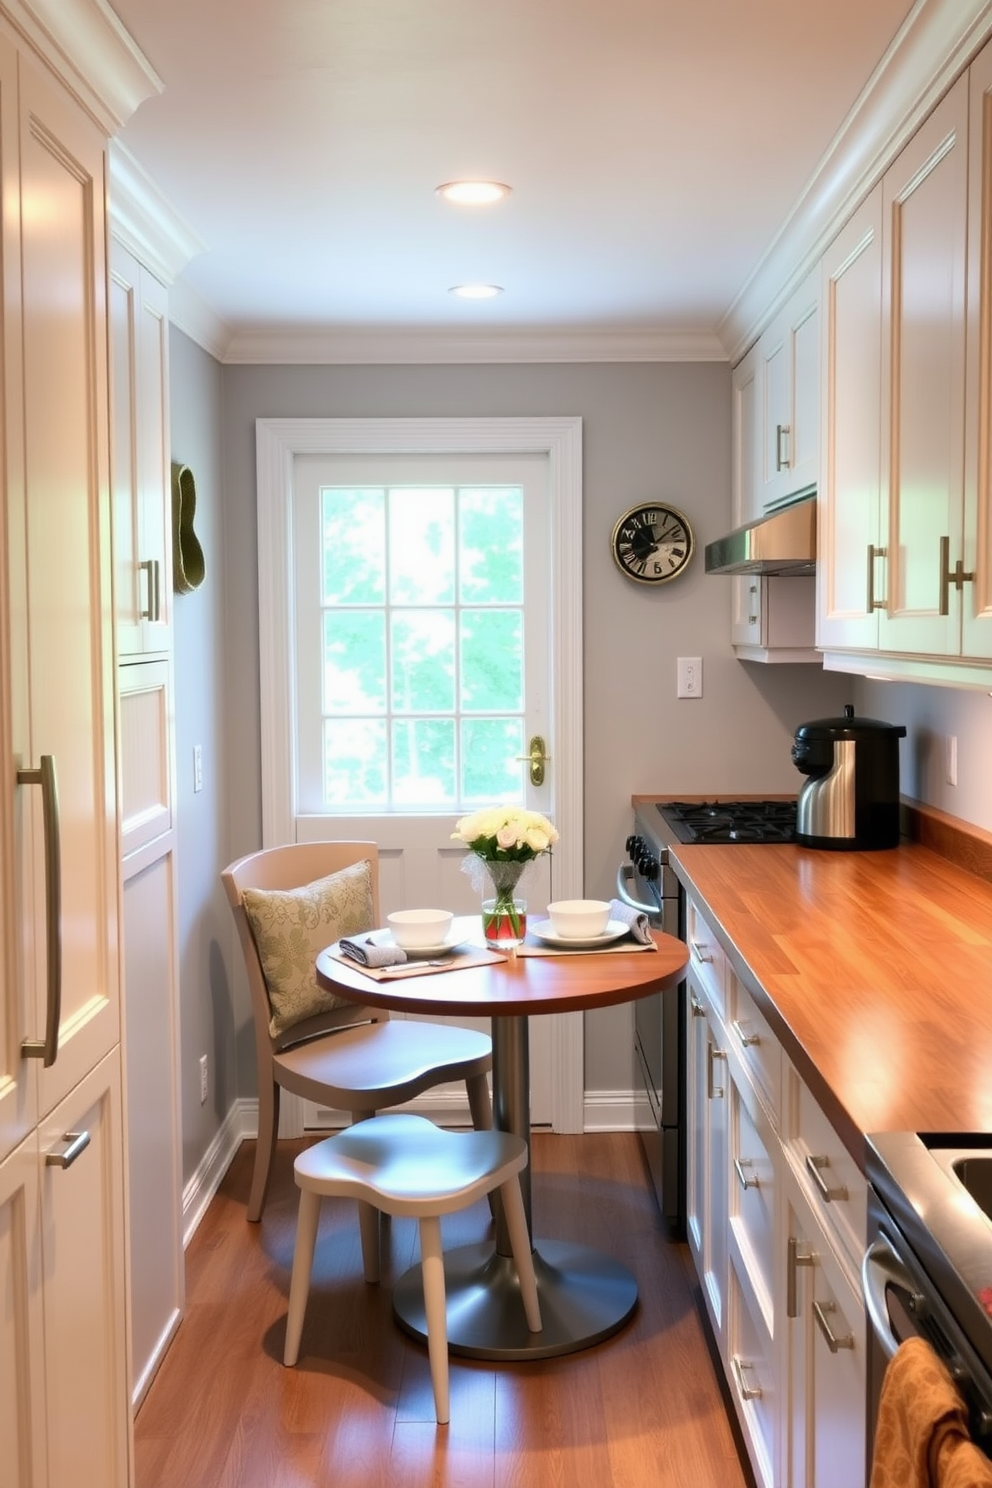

left=791, top=704, right=906, bottom=850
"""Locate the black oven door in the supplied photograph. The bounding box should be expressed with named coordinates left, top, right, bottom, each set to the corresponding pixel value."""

left=616, top=862, right=685, bottom=1233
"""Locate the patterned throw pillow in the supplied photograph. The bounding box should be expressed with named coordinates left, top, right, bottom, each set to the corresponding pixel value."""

left=241, top=859, right=375, bottom=1037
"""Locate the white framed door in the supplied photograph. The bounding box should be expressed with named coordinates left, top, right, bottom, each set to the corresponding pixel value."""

left=255, top=416, right=584, bottom=1132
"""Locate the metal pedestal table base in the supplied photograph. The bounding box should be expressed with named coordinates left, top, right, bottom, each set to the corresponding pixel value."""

left=392, top=1238, right=638, bottom=1361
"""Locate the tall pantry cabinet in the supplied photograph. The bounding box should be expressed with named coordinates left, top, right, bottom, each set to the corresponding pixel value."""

left=0, top=6, right=159, bottom=1487
left=109, top=228, right=185, bottom=1407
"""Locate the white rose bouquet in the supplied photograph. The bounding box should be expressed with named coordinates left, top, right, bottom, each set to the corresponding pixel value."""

left=452, top=806, right=559, bottom=944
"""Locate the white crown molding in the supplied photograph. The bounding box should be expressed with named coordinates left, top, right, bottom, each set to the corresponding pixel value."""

left=1, top=0, right=162, bottom=132
left=721, top=0, right=992, bottom=362
left=221, top=325, right=728, bottom=366
left=109, top=140, right=205, bottom=286
left=167, top=276, right=232, bottom=363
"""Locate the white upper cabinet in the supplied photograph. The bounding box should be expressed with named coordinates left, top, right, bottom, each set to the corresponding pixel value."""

left=110, top=238, right=172, bottom=659
left=757, top=267, right=820, bottom=512
left=819, top=42, right=992, bottom=680
left=878, top=74, right=969, bottom=658
left=732, top=342, right=761, bottom=525
left=818, top=187, right=884, bottom=652
left=963, top=42, right=992, bottom=657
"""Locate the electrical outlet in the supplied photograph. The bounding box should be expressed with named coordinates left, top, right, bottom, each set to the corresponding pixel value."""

left=945, top=734, right=958, bottom=787
left=199, top=1054, right=208, bottom=1104
left=677, top=656, right=703, bottom=698
left=193, top=744, right=203, bottom=793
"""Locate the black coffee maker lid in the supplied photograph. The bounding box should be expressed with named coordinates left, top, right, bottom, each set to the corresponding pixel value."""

left=794, top=702, right=907, bottom=741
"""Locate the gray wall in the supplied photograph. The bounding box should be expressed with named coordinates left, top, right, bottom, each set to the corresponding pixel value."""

left=217, top=361, right=850, bottom=1098
left=169, top=329, right=234, bottom=1181
left=860, top=678, right=992, bottom=833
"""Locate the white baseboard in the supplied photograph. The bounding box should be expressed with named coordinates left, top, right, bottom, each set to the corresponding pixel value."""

left=583, top=1089, right=643, bottom=1132
left=182, top=1098, right=256, bottom=1246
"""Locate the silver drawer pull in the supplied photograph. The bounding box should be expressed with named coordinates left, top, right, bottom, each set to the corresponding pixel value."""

left=806, top=1153, right=848, bottom=1204
left=45, top=1131, right=90, bottom=1169
left=731, top=1018, right=760, bottom=1048
left=689, top=939, right=713, bottom=964
left=707, top=1044, right=726, bottom=1100
left=731, top=1354, right=763, bottom=1400
left=812, top=1299, right=855, bottom=1353
left=734, top=1157, right=759, bottom=1191
left=787, top=1236, right=815, bottom=1318
left=690, top=995, right=705, bottom=1018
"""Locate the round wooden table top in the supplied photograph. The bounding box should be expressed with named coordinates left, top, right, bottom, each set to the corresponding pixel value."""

left=315, top=915, right=688, bottom=1018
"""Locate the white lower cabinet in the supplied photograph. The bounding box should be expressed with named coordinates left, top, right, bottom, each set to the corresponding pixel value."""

left=686, top=971, right=729, bottom=1356
left=683, top=891, right=868, bottom=1488
left=0, top=1050, right=130, bottom=1488
left=782, top=1167, right=866, bottom=1488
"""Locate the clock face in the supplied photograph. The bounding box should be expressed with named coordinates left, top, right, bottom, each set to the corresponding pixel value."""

left=611, top=503, right=694, bottom=585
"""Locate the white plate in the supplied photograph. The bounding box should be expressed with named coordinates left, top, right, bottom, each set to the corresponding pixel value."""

left=530, top=918, right=631, bottom=949
left=366, top=927, right=469, bottom=959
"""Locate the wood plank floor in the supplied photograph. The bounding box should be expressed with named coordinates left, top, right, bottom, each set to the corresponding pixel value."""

left=134, top=1132, right=752, bottom=1488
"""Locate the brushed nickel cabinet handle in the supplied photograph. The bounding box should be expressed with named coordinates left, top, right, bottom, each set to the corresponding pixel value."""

left=731, top=1018, right=760, bottom=1048
left=776, top=424, right=791, bottom=472
left=938, top=537, right=976, bottom=616
left=689, top=939, right=712, bottom=964
left=812, top=1299, right=855, bottom=1353
left=707, top=1044, right=726, bottom=1100
left=690, top=994, right=705, bottom=1018
left=867, top=544, right=887, bottom=612
left=45, top=1131, right=90, bottom=1169
left=139, top=557, right=162, bottom=622
left=734, top=1156, right=759, bottom=1191
left=939, top=535, right=951, bottom=616
left=731, top=1354, right=763, bottom=1400
left=805, top=1153, right=848, bottom=1204
left=17, top=754, right=61, bottom=1066
left=787, top=1235, right=815, bottom=1318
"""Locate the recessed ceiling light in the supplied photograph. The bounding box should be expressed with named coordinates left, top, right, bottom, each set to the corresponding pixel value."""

left=449, top=283, right=503, bottom=299
left=436, top=181, right=511, bottom=206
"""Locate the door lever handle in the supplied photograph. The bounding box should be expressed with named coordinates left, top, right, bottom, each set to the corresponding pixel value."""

left=515, top=735, right=550, bottom=787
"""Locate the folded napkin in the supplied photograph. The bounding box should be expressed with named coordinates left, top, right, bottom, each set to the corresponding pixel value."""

left=608, top=898, right=653, bottom=945
left=338, top=935, right=408, bottom=969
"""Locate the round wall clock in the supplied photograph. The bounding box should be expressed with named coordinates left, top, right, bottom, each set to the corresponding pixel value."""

left=611, top=503, right=695, bottom=585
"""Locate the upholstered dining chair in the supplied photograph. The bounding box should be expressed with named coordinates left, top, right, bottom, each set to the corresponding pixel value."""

left=221, top=842, right=494, bottom=1229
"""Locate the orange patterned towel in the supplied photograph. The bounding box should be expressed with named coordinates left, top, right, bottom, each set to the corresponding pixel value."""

left=870, top=1337, right=992, bottom=1488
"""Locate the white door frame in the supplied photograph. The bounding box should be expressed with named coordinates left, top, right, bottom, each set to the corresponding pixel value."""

left=254, top=415, right=585, bottom=1132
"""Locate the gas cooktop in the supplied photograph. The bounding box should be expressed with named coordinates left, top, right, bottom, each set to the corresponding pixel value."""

left=654, top=799, right=797, bottom=845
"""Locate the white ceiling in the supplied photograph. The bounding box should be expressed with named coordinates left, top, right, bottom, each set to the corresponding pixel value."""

left=108, top=0, right=917, bottom=357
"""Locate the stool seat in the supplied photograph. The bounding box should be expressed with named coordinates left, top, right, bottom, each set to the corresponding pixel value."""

left=283, top=1114, right=541, bottom=1423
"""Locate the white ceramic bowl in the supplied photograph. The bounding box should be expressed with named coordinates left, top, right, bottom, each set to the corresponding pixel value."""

left=546, top=899, right=611, bottom=939
left=386, top=908, right=454, bottom=949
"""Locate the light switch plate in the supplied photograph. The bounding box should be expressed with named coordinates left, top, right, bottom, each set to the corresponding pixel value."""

left=677, top=657, right=703, bottom=698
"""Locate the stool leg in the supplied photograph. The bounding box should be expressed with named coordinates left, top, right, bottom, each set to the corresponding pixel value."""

left=284, top=1188, right=321, bottom=1366
left=499, top=1176, right=542, bottom=1333
left=358, top=1200, right=381, bottom=1285
left=351, top=1112, right=381, bottom=1282
left=418, top=1215, right=450, bottom=1425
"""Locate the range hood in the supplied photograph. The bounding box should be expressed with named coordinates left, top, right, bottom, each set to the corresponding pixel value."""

left=704, top=494, right=816, bottom=576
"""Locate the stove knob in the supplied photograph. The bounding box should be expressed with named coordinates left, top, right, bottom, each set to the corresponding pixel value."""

left=625, top=834, right=639, bottom=855
left=638, top=854, right=659, bottom=881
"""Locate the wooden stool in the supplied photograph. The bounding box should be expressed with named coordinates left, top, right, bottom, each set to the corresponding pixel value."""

left=283, top=1114, right=542, bottom=1423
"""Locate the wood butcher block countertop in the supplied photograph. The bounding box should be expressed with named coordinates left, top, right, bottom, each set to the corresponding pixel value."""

left=662, top=801, right=992, bottom=1171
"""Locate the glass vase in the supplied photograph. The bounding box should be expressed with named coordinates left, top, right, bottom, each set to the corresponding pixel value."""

left=482, top=895, right=528, bottom=949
